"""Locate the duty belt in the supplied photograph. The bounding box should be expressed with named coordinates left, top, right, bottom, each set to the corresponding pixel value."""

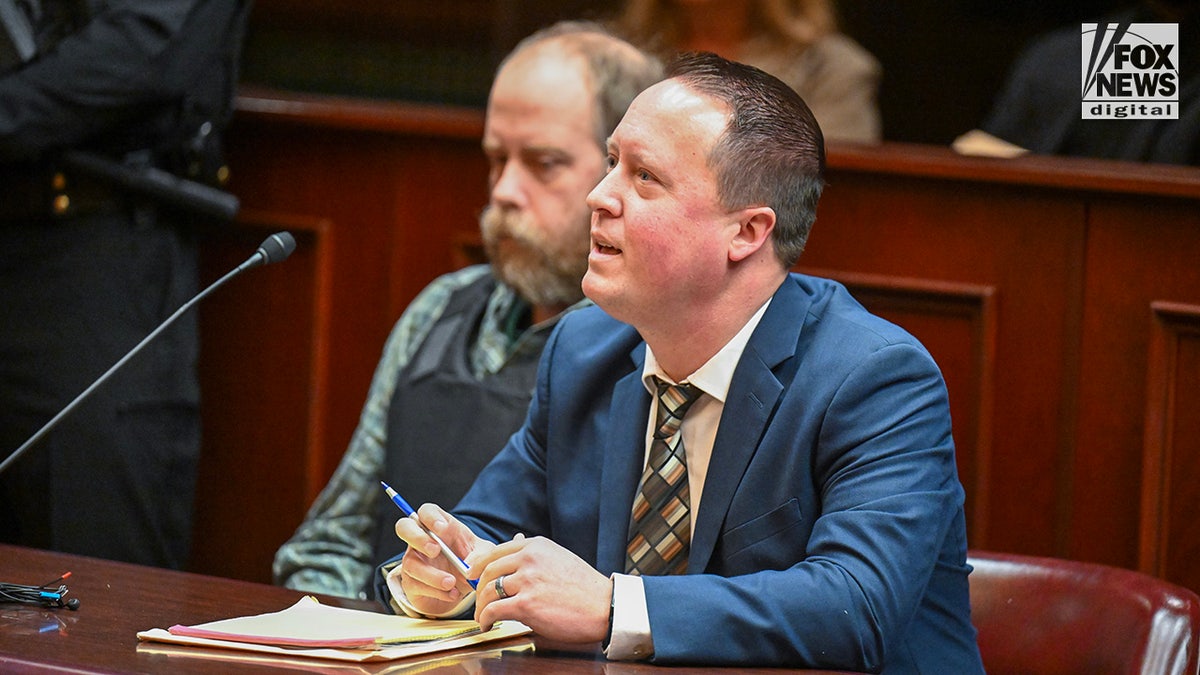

left=0, top=163, right=126, bottom=221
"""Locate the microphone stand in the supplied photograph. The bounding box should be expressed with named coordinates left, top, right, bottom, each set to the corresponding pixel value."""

left=0, top=232, right=296, bottom=477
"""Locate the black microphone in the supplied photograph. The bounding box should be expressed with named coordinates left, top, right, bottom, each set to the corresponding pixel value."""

left=239, top=231, right=297, bottom=271
left=0, top=231, right=297, bottom=477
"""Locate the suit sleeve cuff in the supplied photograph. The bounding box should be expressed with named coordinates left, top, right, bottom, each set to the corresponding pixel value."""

left=604, top=573, right=653, bottom=661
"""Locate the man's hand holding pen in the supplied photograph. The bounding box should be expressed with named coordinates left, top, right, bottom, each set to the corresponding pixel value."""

left=393, top=503, right=613, bottom=644
left=393, top=503, right=490, bottom=614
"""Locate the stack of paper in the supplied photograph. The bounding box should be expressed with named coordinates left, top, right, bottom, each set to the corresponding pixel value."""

left=137, top=596, right=532, bottom=663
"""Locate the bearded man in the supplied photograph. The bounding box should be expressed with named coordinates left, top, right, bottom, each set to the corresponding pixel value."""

left=272, top=22, right=662, bottom=599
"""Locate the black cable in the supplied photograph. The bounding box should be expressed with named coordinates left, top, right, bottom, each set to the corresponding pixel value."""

left=0, top=571, right=79, bottom=610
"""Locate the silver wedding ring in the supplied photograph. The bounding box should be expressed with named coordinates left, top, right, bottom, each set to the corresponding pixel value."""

left=494, top=574, right=509, bottom=599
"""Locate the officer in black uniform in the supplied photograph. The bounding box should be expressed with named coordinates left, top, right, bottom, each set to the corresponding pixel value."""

left=0, top=0, right=251, bottom=569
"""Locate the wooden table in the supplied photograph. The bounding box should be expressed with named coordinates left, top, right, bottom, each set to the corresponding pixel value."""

left=0, top=544, right=855, bottom=673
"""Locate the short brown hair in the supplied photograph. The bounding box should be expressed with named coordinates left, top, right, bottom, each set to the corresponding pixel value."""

left=667, top=51, right=825, bottom=268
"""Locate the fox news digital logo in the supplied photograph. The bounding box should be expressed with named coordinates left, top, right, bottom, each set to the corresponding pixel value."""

left=1081, top=23, right=1178, bottom=119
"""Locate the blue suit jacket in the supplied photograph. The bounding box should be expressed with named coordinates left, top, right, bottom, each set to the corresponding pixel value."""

left=391, top=274, right=983, bottom=671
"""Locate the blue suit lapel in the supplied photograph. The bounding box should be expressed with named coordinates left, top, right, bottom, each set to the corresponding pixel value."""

left=596, top=342, right=650, bottom=575
left=690, top=277, right=809, bottom=573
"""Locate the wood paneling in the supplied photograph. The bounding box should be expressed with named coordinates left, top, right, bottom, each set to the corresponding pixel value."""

left=1073, top=195, right=1200, bottom=577
left=192, top=212, right=332, bottom=581
left=1140, top=304, right=1200, bottom=592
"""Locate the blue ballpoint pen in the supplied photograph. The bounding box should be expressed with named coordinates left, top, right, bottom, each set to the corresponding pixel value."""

left=380, top=481, right=478, bottom=589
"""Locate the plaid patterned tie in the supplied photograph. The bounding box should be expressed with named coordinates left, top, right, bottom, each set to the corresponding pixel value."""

left=625, top=377, right=701, bottom=576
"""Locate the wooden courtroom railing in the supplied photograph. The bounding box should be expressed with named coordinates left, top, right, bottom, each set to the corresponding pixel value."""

left=191, top=89, right=1200, bottom=599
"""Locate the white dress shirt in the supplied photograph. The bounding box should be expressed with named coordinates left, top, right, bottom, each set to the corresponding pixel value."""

left=607, top=299, right=771, bottom=660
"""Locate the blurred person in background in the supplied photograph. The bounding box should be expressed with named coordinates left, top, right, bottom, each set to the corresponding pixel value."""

left=613, top=0, right=881, bottom=143
left=959, top=0, right=1198, bottom=164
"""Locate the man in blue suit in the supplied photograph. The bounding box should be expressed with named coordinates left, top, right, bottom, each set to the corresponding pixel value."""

left=380, top=52, right=984, bottom=671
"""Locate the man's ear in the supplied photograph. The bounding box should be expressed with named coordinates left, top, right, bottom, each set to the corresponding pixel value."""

left=728, top=206, right=776, bottom=262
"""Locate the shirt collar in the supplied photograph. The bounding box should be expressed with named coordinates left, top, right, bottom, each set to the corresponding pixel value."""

left=642, top=298, right=773, bottom=404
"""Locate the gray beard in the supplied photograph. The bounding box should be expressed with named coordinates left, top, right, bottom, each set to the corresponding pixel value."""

left=480, top=206, right=589, bottom=309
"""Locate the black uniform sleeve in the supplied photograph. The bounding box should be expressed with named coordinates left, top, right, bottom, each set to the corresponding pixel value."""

left=0, top=0, right=233, bottom=160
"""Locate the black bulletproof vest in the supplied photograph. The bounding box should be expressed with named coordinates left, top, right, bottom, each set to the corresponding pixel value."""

left=369, top=273, right=547, bottom=568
